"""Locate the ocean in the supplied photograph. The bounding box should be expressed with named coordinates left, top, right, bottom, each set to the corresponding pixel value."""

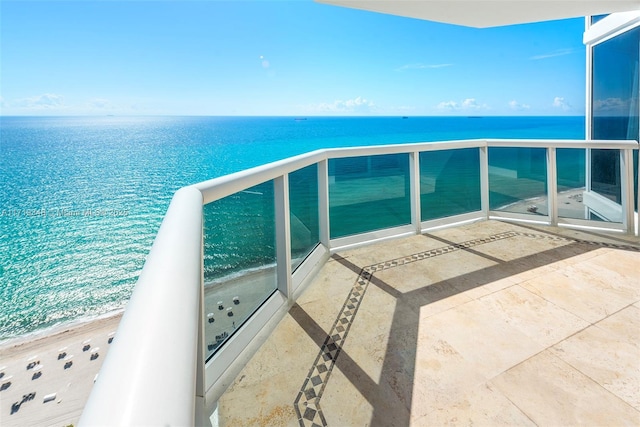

left=0, top=116, right=585, bottom=340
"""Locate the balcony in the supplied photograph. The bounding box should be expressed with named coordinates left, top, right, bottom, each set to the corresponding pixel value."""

left=79, top=138, right=639, bottom=426
left=217, top=219, right=640, bottom=426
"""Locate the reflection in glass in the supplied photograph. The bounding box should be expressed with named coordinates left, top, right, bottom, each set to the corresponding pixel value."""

left=289, top=164, right=320, bottom=271
left=591, top=14, right=608, bottom=24
left=202, top=181, right=277, bottom=359
left=591, top=27, right=639, bottom=207
left=489, top=147, right=548, bottom=215
left=420, top=148, right=481, bottom=221
left=329, top=154, right=410, bottom=238
left=556, top=148, right=587, bottom=220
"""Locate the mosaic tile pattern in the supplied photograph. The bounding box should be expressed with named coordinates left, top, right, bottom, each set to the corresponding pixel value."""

left=294, top=269, right=373, bottom=426
left=294, top=230, right=639, bottom=426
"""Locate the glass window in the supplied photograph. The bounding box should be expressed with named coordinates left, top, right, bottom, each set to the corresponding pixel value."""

left=591, top=14, right=609, bottom=25
left=591, top=27, right=639, bottom=205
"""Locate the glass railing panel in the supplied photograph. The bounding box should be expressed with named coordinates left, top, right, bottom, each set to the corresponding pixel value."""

left=419, top=148, right=481, bottom=221
left=329, top=153, right=411, bottom=239
left=556, top=148, right=588, bottom=220
left=590, top=149, right=621, bottom=204
left=289, top=164, right=320, bottom=271
left=585, top=149, right=624, bottom=223
left=488, top=147, right=548, bottom=215
left=202, top=181, right=277, bottom=359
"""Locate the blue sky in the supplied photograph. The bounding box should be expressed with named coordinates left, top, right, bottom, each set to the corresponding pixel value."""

left=0, top=1, right=586, bottom=116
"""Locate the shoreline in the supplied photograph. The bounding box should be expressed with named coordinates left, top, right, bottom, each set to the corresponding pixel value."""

left=0, top=309, right=124, bottom=353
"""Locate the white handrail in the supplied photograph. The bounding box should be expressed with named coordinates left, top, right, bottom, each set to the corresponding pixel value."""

left=194, top=150, right=327, bottom=204
left=194, top=139, right=638, bottom=205
left=79, top=186, right=204, bottom=426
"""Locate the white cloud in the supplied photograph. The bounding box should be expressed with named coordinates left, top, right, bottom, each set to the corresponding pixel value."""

left=396, top=63, right=453, bottom=71
left=14, top=93, right=65, bottom=110
left=87, top=98, right=113, bottom=110
left=509, top=100, right=530, bottom=111
left=594, top=97, right=631, bottom=115
left=530, top=48, right=576, bottom=60
left=552, top=96, right=571, bottom=110
left=315, top=96, right=376, bottom=113
left=462, top=98, right=481, bottom=109
left=437, top=100, right=459, bottom=110
left=437, top=98, right=488, bottom=111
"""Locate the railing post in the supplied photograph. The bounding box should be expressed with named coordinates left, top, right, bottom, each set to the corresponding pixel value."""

left=620, top=148, right=635, bottom=234
left=479, top=144, right=490, bottom=219
left=274, top=175, right=292, bottom=298
left=547, top=147, right=558, bottom=226
left=409, top=151, right=422, bottom=234
left=318, top=159, right=331, bottom=248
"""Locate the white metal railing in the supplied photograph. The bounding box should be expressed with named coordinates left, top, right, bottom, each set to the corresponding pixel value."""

left=79, top=139, right=638, bottom=426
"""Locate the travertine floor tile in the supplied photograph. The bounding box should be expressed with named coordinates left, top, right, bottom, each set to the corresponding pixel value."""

left=578, top=250, right=640, bottom=293
left=479, top=285, right=590, bottom=347
left=374, top=261, right=473, bottom=317
left=218, top=316, right=317, bottom=426
left=339, top=287, right=397, bottom=383
left=412, top=382, right=536, bottom=427
left=455, top=276, right=518, bottom=299
left=475, top=233, right=569, bottom=262
left=296, top=258, right=360, bottom=332
left=520, top=265, right=635, bottom=324
left=344, top=234, right=440, bottom=266
left=418, top=299, right=544, bottom=379
left=491, top=351, right=640, bottom=426
left=545, top=246, right=609, bottom=269
left=551, top=305, right=640, bottom=410
left=321, top=361, right=411, bottom=427
left=296, top=256, right=360, bottom=306
left=411, top=336, right=489, bottom=420
left=412, top=281, right=474, bottom=318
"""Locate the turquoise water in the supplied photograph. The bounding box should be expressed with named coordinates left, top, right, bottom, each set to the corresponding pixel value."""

left=0, top=116, right=584, bottom=340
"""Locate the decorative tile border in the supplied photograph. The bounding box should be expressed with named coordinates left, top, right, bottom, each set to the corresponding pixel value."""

left=294, top=230, right=639, bottom=426
left=293, top=269, right=372, bottom=426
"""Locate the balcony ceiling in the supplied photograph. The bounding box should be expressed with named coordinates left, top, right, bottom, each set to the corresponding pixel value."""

left=315, top=0, right=640, bottom=27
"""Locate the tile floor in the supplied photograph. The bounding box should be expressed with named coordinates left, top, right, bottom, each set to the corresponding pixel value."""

left=216, top=220, right=640, bottom=427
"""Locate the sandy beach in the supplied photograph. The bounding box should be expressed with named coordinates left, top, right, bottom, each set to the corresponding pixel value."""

left=497, top=188, right=587, bottom=218
left=204, top=267, right=276, bottom=356
left=0, top=266, right=276, bottom=425
left=0, top=312, right=122, bottom=427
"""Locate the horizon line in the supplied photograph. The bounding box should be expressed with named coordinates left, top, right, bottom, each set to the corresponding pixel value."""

left=0, top=114, right=588, bottom=118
